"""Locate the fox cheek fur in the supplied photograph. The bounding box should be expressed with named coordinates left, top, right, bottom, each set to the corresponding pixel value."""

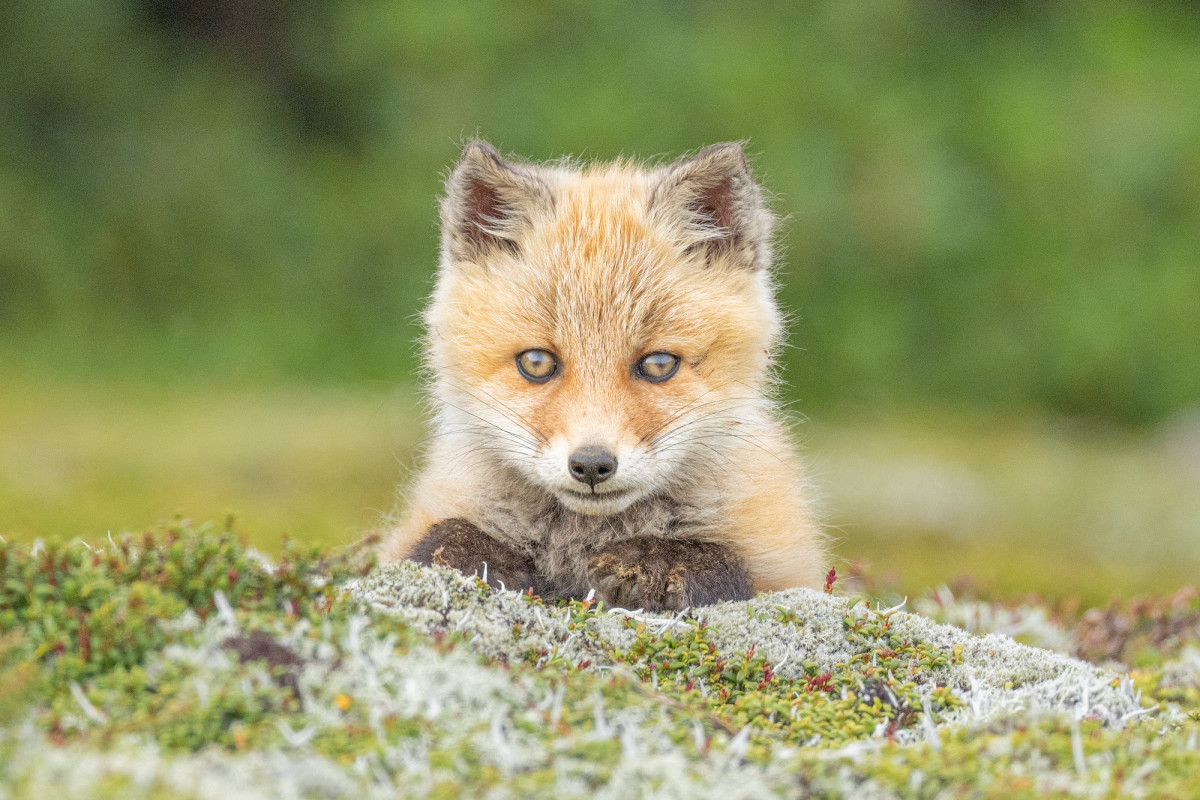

left=381, top=140, right=828, bottom=611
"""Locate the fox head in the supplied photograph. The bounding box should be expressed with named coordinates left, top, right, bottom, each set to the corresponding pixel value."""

left=424, top=141, right=783, bottom=516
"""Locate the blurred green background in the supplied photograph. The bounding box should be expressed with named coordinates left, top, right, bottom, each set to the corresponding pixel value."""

left=2, top=1, right=1198, bottom=603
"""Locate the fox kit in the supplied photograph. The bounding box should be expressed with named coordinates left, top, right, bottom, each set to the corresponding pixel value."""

left=381, top=140, right=826, bottom=611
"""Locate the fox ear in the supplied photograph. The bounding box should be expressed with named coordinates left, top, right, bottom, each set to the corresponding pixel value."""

left=441, top=140, right=552, bottom=263
left=650, top=142, right=774, bottom=270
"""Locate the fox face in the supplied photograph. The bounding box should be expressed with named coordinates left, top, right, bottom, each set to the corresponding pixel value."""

left=424, top=142, right=783, bottom=518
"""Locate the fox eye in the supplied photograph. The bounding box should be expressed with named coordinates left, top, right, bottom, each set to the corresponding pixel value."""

left=636, top=352, right=681, bottom=382
left=516, top=349, right=559, bottom=382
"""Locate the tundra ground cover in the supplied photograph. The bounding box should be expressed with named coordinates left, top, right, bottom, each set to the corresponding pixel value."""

left=2, top=525, right=1197, bottom=798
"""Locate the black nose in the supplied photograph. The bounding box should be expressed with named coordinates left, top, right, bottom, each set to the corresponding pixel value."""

left=568, top=446, right=617, bottom=487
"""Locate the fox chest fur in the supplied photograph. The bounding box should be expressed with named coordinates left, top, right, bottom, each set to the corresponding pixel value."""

left=471, top=467, right=724, bottom=597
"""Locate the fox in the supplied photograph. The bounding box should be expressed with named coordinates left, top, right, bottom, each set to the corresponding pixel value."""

left=380, top=140, right=827, bottom=611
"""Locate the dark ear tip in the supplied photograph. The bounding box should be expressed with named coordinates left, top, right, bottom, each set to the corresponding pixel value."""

left=697, top=141, right=744, bottom=156
left=457, top=139, right=503, bottom=169
left=695, top=141, right=748, bottom=166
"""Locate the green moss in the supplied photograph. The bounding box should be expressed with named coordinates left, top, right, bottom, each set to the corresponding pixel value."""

left=1, top=522, right=375, bottom=683
left=604, top=601, right=962, bottom=752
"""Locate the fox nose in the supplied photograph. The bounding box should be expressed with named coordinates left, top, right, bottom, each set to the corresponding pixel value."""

left=568, top=446, right=617, bottom=487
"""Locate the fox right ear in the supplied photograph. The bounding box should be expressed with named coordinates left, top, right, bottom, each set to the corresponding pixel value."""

left=441, top=140, right=552, bottom=263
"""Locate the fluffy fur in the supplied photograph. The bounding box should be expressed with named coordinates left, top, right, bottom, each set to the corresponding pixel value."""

left=381, top=140, right=826, bottom=598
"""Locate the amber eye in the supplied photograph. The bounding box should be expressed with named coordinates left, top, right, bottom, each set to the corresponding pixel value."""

left=516, top=349, right=559, bottom=382
left=636, top=352, right=681, bottom=382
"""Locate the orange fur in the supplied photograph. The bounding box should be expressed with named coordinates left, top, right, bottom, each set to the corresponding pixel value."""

left=381, top=142, right=826, bottom=593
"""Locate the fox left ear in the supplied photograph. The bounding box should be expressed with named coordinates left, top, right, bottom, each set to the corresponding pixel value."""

left=650, top=142, right=774, bottom=270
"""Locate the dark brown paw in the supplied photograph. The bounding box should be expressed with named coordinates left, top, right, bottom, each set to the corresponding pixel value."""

left=586, top=538, right=753, bottom=612
left=409, top=518, right=543, bottom=594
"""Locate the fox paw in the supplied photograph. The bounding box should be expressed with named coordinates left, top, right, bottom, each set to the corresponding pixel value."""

left=409, top=518, right=543, bottom=594
left=586, top=537, right=753, bottom=612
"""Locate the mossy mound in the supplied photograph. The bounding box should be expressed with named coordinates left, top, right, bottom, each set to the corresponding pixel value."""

left=2, top=526, right=1198, bottom=798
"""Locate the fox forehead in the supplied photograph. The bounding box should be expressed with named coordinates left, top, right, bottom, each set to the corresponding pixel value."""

left=429, top=167, right=780, bottom=384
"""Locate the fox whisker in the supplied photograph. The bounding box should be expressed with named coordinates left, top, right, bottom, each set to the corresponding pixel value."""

left=638, top=379, right=758, bottom=443
left=442, top=377, right=550, bottom=444
left=429, top=397, right=541, bottom=451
